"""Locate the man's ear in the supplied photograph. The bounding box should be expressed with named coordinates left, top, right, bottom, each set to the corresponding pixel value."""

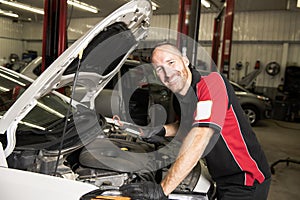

left=182, top=56, right=190, bottom=67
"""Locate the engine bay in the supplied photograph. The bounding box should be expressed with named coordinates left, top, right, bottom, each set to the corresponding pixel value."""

left=6, top=111, right=212, bottom=199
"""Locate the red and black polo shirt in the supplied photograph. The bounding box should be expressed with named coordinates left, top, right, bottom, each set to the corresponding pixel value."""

left=175, top=69, right=271, bottom=186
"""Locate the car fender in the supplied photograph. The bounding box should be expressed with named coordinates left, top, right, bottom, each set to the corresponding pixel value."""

left=0, top=166, right=97, bottom=200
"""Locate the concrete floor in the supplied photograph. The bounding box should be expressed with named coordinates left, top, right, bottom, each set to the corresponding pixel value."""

left=253, top=119, right=300, bottom=200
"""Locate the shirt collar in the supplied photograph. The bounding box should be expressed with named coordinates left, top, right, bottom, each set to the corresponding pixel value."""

left=190, top=68, right=201, bottom=92
left=176, top=67, right=201, bottom=102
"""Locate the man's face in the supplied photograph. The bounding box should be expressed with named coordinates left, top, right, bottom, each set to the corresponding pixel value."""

left=151, top=46, right=191, bottom=95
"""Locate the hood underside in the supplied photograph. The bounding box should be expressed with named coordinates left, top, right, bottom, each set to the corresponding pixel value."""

left=0, top=0, right=152, bottom=157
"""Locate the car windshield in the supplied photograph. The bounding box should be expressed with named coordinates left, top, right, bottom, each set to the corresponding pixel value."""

left=0, top=68, right=69, bottom=133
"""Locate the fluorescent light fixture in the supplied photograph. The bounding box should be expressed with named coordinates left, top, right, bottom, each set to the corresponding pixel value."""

left=67, top=0, right=99, bottom=13
left=297, top=0, right=300, bottom=8
left=151, top=1, right=159, bottom=11
left=201, top=0, right=211, bottom=8
left=0, top=9, right=18, bottom=18
left=0, top=0, right=44, bottom=15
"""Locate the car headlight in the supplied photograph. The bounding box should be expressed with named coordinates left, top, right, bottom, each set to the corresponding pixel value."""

left=256, top=95, right=269, bottom=101
left=256, top=95, right=272, bottom=107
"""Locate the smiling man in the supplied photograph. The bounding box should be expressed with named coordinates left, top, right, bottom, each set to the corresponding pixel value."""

left=120, top=43, right=271, bottom=200
left=152, top=44, right=191, bottom=96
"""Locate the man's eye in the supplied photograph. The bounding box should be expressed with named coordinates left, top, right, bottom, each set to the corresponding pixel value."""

left=169, top=61, right=175, bottom=65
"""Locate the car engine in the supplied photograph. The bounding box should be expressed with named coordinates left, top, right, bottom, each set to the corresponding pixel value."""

left=6, top=112, right=213, bottom=199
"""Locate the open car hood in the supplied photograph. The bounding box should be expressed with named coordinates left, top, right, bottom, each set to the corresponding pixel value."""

left=0, top=0, right=152, bottom=157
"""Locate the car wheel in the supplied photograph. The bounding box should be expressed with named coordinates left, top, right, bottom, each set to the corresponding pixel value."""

left=242, top=105, right=259, bottom=126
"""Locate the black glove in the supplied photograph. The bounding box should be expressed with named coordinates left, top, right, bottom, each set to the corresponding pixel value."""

left=120, top=181, right=168, bottom=200
left=142, top=126, right=167, bottom=145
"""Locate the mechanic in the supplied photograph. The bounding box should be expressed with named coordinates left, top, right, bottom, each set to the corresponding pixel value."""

left=120, top=43, right=271, bottom=200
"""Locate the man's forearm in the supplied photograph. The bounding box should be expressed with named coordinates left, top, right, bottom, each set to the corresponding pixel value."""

left=160, top=127, right=214, bottom=195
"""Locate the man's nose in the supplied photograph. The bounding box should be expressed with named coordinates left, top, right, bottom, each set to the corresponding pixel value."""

left=163, top=66, right=174, bottom=78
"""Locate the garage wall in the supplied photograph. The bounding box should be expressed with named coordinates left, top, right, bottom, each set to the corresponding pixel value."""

left=1, top=10, right=300, bottom=93
left=0, top=18, right=24, bottom=65
left=230, top=10, right=300, bottom=89
left=22, top=22, right=43, bottom=58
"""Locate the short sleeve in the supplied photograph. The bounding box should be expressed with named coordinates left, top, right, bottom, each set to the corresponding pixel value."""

left=192, top=72, right=229, bottom=132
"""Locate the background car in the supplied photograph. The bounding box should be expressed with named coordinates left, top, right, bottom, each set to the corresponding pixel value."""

left=20, top=56, right=42, bottom=80
left=230, top=81, right=272, bottom=126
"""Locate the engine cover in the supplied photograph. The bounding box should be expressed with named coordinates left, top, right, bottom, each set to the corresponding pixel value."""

left=79, top=137, right=156, bottom=172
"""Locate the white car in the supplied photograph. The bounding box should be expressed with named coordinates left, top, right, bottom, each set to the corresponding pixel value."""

left=0, top=1, right=213, bottom=200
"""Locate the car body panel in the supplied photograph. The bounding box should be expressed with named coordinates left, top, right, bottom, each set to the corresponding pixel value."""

left=0, top=167, right=98, bottom=200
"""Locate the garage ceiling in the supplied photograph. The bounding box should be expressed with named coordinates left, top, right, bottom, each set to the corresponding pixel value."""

left=0, top=0, right=298, bottom=22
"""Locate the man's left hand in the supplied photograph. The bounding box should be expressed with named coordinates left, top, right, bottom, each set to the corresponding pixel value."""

left=120, top=181, right=168, bottom=200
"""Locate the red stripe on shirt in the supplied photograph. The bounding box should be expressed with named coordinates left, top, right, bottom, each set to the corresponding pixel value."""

left=221, top=107, right=265, bottom=185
